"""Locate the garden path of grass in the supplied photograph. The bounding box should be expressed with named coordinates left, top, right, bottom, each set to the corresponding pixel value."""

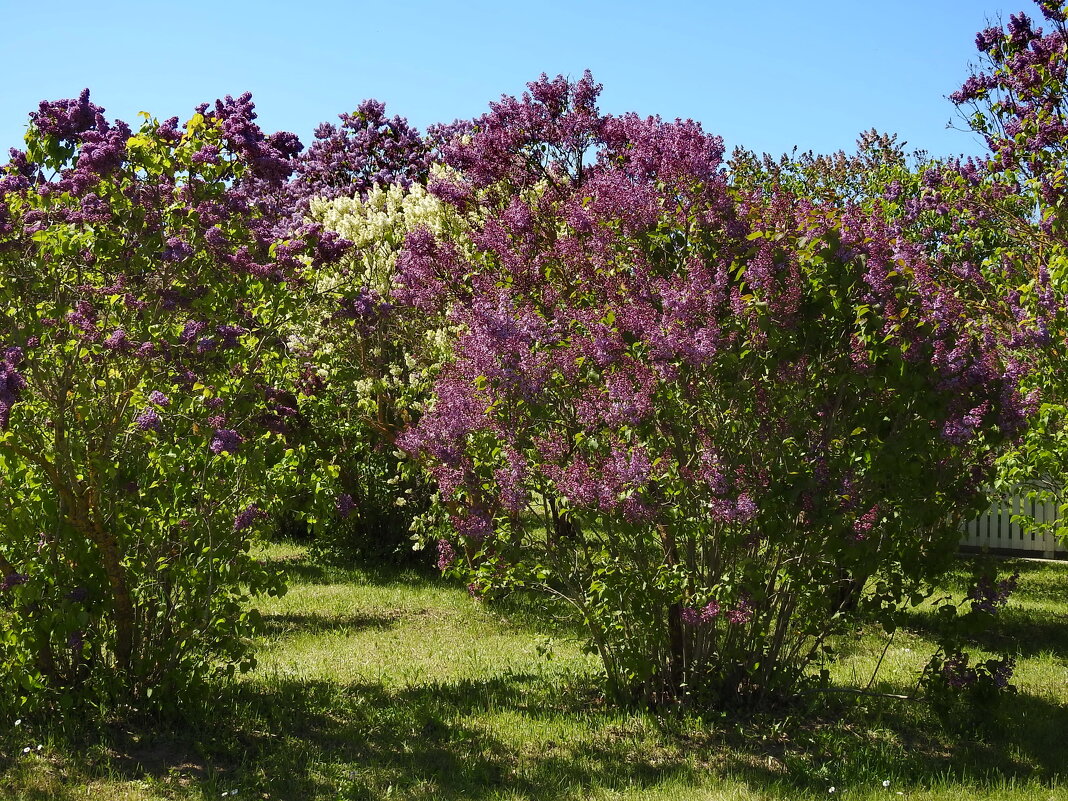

left=2, top=544, right=1067, bottom=800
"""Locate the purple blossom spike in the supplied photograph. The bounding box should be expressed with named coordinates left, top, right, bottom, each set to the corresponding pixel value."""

left=0, top=345, right=27, bottom=429
left=210, top=428, right=242, bottom=455
left=233, top=503, right=265, bottom=532
left=436, top=539, right=457, bottom=571
left=336, top=493, right=356, bottom=518
left=1, top=573, right=28, bottom=591
left=135, top=408, right=161, bottom=431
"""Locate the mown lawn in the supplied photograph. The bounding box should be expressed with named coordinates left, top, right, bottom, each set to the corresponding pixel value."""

left=2, top=543, right=1066, bottom=800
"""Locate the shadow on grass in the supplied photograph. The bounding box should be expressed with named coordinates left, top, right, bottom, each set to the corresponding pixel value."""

left=272, top=551, right=441, bottom=588
left=259, top=610, right=403, bottom=638
left=18, top=551, right=1064, bottom=800
left=26, top=667, right=1066, bottom=801
left=271, top=547, right=590, bottom=642
left=896, top=605, right=1068, bottom=659
left=939, top=556, right=1068, bottom=604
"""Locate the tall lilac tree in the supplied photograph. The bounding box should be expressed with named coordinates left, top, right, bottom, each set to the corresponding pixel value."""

left=393, top=73, right=1030, bottom=707
left=238, top=99, right=439, bottom=561
left=945, top=1, right=1068, bottom=539
left=0, top=91, right=343, bottom=713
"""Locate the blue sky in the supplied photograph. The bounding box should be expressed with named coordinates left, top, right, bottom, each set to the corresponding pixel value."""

left=0, top=1, right=1021, bottom=161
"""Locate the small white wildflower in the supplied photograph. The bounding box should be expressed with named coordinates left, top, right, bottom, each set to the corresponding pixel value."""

left=13, top=719, right=21, bottom=726
left=829, top=788, right=836, bottom=794
left=883, top=779, right=891, bottom=787
left=36, top=744, right=42, bottom=751
left=22, top=747, right=30, bottom=754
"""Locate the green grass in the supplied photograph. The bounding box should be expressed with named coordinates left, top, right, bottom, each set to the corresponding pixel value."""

left=2, top=545, right=1066, bottom=800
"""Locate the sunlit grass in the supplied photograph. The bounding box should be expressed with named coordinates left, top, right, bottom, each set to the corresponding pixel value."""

left=1, top=545, right=1065, bottom=800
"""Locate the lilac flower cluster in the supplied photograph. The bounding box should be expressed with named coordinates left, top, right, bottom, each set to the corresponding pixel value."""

left=297, top=99, right=430, bottom=202
left=966, top=570, right=1020, bottom=614
left=210, top=428, right=243, bottom=455
left=134, top=408, right=161, bottom=431
left=0, top=345, right=27, bottom=429
left=939, top=651, right=1016, bottom=692
left=436, top=539, right=457, bottom=572
left=336, top=493, right=356, bottom=518
left=681, top=597, right=754, bottom=627
left=1, top=572, right=28, bottom=591
left=233, top=503, right=266, bottom=532
left=726, top=598, right=754, bottom=625
left=942, top=652, right=978, bottom=688
left=681, top=601, right=720, bottom=626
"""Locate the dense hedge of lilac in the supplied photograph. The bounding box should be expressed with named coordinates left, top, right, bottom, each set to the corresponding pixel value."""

left=390, top=73, right=1029, bottom=706
left=0, top=91, right=343, bottom=712
left=0, top=0, right=1063, bottom=717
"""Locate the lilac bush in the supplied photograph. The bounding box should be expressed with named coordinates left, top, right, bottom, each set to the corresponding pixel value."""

left=393, top=73, right=1030, bottom=707
left=243, top=98, right=431, bottom=238
left=235, top=100, right=441, bottom=563
left=919, top=563, right=1021, bottom=733
left=0, top=90, right=340, bottom=713
left=279, top=175, right=467, bottom=562
left=945, top=1, right=1068, bottom=541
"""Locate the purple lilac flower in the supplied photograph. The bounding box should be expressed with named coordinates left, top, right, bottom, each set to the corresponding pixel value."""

left=726, top=598, right=753, bottom=625
left=191, top=144, right=220, bottom=165
left=436, top=539, right=457, bottom=572
left=215, top=325, right=246, bottom=348
left=210, top=428, right=242, bottom=455
left=135, top=408, right=161, bottom=431
left=103, top=328, right=133, bottom=352
left=942, top=653, right=978, bottom=688
left=336, top=493, right=356, bottom=518
left=853, top=506, right=879, bottom=539
left=966, top=571, right=1019, bottom=614
left=66, top=300, right=99, bottom=340
left=162, top=237, right=194, bottom=262
left=734, top=494, right=758, bottom=522
left=179, top=320, right=207, bottom=345
left=680, top=607, right=702, bottom=627
left=2, top=573, right=28, bottom=591
left=233, top=503, right=264, bottom=532
left=148, top=390, right=169, bottom=407
left=0, top=346, right=28, bottom=429
left=681, top=600, right=721, bottom=627
left=453, top=508, right=493, bottom=541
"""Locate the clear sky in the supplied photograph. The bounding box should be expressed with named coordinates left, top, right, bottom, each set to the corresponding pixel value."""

left=0, top=0, right=1023, bottom=162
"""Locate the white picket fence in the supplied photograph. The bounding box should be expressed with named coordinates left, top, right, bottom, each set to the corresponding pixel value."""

left=960, top=490, right=1068, bottom=558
